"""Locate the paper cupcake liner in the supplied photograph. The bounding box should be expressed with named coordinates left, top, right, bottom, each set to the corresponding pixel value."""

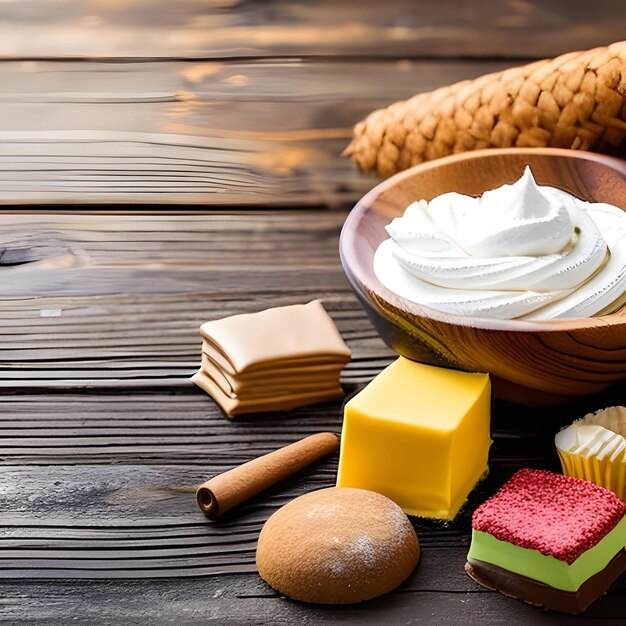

left=556, top=406, right=626, bottom=502
left=557, top=437, right=626, bottom=502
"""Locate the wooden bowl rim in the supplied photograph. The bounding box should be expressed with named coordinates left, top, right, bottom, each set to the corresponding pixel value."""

left=340, top=147, right=626, bottom=332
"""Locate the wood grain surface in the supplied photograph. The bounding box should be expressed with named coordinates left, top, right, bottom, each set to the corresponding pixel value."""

left=0, top=0, right=622, bottom=60
left=0, top=1, right=620, bottom=206
left=2, top=1, right=626, bottom=623
left=0, top=58, right=513, bottom=206
left=0, top=577, right=624, bottom=625
left=0, top=211, right=392, bottom=390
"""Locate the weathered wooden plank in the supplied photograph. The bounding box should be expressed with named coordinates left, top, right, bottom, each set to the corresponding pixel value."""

left=0, top=453, right=564, bottom=574
left=0, top=577, right=623, bottom=625
left=1, top=384, right=605, bottom=465
left=3, top=211, right=626, bottom=404
left=0, top=0, right=621, bottom=60
left=0, top=58, right=517, bottom=205
left=0, top=211, right=394, bottom=389
left=0, top=211, right=352, bottom=294
left=0, top=386, right=615, bottom=574
left=0, top=461, right=447, bottom=567
left=0, top=393, right=340, bottom=464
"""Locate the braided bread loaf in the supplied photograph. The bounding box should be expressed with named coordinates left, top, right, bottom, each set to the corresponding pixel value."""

left=345, top=41, right=626, bottom=177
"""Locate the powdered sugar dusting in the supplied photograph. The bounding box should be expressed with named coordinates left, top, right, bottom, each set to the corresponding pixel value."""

left=349, top=535, right=376, bottom=567
left=323, top=532, right=387, bottom=576
left=258, top=487, right=420, bottom=603
left=305, top=503, right=339, bottom=520
left=318, top=492, right=416, bottom=577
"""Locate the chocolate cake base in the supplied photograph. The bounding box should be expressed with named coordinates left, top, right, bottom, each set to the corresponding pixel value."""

left=465, top=550, right=626, bottom=614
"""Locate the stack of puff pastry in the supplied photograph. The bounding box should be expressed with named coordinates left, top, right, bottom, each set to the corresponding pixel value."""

left=192, top=301, right=351, bottom=417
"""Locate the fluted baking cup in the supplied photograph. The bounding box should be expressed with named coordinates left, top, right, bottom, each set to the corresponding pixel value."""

left=555, top=407, right=626, bottom=501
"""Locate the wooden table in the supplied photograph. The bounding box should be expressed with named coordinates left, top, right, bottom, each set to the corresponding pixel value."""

left=0, top=2, right=624, bottom=623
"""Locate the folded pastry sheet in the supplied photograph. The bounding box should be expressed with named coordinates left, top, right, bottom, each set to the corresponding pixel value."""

left=199, top=300, right=351, bottom=375
left=192, top=301, right=350, bottom=416
left=201, top=354, right=344, bottom=399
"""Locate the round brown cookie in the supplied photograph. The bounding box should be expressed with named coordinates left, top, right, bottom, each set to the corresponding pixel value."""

left=256, top=487, right=420, bottom=604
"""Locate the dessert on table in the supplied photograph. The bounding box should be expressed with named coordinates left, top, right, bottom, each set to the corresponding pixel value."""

left=191, top=300, right=351, bottom=416
left=374, top=167, right=626, bottom=320
left=465, top=468, right=626, bottom=614
left=256, top=487, right=420, bottom=604
left=336, top=356, right=491, bottom=520
left=556, top=406, right=626, bottom=501
left=190, top=163, right=625, bottom=615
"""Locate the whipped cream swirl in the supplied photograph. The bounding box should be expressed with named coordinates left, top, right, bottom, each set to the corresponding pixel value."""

left=374, top=167, right=626, bottom=319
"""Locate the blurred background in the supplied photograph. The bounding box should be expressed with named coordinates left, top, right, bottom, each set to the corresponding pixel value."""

left=0, top=0, right=623, bottom=207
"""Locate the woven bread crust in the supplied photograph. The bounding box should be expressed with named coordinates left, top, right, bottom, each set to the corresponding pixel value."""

left=345, top=41, right=626, bottom=177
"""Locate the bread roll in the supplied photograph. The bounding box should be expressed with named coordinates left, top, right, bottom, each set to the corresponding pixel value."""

left=256, top=487, right=420, bottom=604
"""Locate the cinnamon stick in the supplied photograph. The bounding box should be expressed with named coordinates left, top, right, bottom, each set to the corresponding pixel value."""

left=196, top=432, right=340, bottom=519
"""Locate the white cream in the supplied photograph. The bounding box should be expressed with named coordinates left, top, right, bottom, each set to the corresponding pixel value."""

left=555, top=406, right=626, bottom=463
left=374, top=167, right=626, bottom=319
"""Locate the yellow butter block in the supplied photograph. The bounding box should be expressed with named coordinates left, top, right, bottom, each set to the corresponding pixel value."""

left=336, top=357, right=491, bottom=520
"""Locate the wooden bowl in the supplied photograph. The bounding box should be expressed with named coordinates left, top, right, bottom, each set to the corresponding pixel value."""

left=340, top=148, right=626, bottom=406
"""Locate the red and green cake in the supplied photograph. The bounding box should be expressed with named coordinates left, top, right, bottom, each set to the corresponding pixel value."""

left=465, top=468, right=626, bottom=614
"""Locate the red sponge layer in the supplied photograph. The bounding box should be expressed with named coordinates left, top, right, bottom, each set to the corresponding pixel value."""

left=472, top=468, right=626, bottom=565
